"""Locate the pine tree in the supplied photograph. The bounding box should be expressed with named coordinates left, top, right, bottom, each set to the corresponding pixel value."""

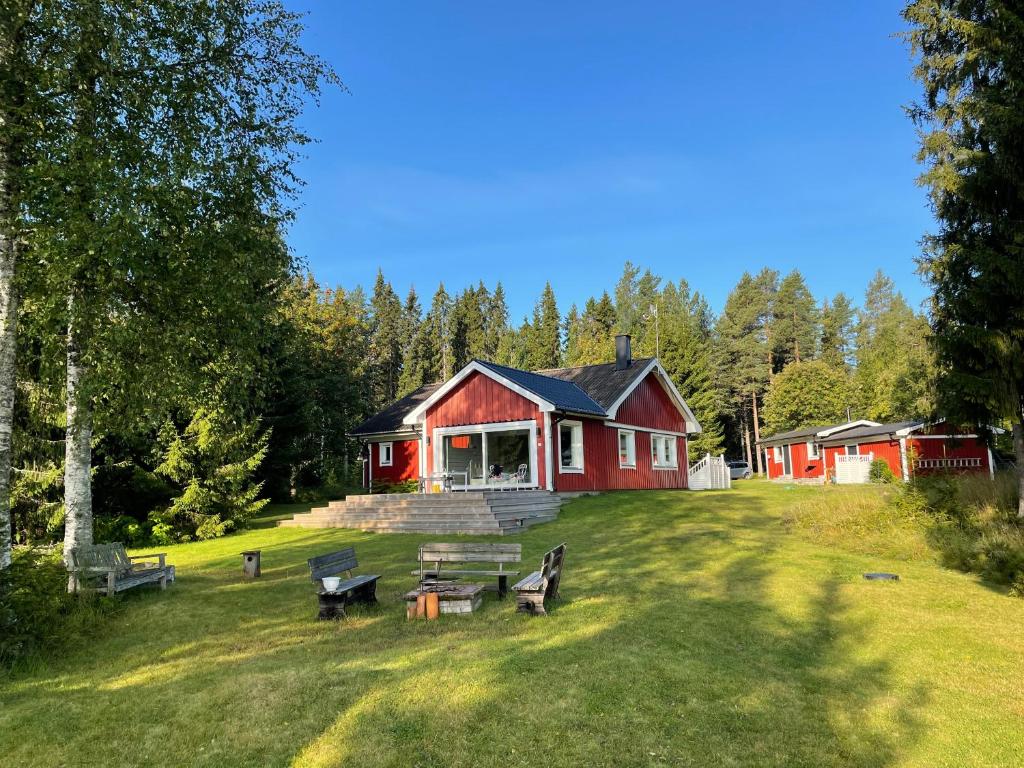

left=717, top=272, right=775, bottom=473
left=903, top=0, right=1024, bottom=514
left=450, top=283, right=487, bottom=369
left=820, top=292, right=856, bottom=369
left=771, top=270, right=819, bottom=365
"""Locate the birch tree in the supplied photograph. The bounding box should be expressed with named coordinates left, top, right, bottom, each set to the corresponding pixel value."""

left=0, top=0, right=34, bottom=568
left=18, top=0, right=335, bottom=562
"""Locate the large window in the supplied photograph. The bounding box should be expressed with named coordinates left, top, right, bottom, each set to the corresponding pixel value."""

left=379, top=442, right=393, bottom=467
left=618, top=429, right=636, bottom=468
left=651, top=434, right=678, bottom=469
left=559, top=420, right=584, bottom=473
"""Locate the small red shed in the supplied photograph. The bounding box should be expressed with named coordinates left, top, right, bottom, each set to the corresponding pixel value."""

left=760, top=420, right=996, bottom=483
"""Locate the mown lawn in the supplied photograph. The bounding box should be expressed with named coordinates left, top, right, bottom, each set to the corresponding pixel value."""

left=2, top=481, right=1022, bottom=767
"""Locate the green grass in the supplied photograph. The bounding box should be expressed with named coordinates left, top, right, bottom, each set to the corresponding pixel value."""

left=2, top=481, right=1022, bottom=767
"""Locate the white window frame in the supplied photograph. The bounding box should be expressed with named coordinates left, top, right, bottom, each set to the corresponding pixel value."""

left=651, top=433, right=678, bottom=469
left=558, top=420, right=584, bottom=474
left=379, top=441, right=393, bottom=467
left=617, top=429, right=636, bottom=469
left=806, top=440, right=819, bottom=459
left=431, top=420, right=538, bottom=489
left=773, top=445, right=783, bottom=463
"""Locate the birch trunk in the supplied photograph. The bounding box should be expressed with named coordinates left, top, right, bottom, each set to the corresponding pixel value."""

left=0, top=224, right=16, bottom=570
left=751, top=391, right=764, bottom=477
left=0, top=33, right=17, bottom=567
left=62, top=310, right=93, bottom=566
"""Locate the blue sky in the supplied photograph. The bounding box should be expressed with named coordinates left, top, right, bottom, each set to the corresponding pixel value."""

left=284, top=1, right=932, bottom=321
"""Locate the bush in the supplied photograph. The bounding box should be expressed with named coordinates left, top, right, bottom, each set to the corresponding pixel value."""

left=869, top=458, right=897, bottom=484
left=0, top=548, right=115, bottom=671
left=901, top=473, right=1024, bottom=591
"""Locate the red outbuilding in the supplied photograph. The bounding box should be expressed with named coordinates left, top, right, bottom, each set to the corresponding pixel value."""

left=350, top=336, right=702, bottom=492
left=759, top=420, right=996, bottom=483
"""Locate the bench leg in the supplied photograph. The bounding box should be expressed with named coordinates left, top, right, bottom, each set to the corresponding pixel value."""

left=317, top=593, right=348, bottom=620
left=354, top=580, right=378, bottom=605
left=497, top=575, right=508, bottom=600
left=159, top=573, right=167, bottom=590
left=515, top=591, right=546, bottom=615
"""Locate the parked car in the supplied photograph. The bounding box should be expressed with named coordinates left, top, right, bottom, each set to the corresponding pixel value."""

left=727, top=460, right=752, bottom=480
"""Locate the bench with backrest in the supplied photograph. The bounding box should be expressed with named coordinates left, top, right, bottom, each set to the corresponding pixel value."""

left=66, top=543, right=171, bottom=595
left=307, top=547, right=380, bottom=620
left=416, top=543, right=521, bottom=598
left=512, top=543, right=566, bottom=615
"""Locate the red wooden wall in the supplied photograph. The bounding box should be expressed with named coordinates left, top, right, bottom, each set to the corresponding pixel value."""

left=615, top=374, right=689, bottom=433
left=910, top=436, right=990, bottom=475
left=370, top=438, right=419, bottom=486
left=553, top=417, right=689, bottom=491
left=765, top=440, right=824, bottom=480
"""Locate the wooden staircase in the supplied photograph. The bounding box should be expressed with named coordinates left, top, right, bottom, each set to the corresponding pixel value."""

left=278, top=490, right=562, bottom=535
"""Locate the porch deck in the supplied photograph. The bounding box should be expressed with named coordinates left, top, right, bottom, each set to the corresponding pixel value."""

left=278, top=490, right=562, bottom=535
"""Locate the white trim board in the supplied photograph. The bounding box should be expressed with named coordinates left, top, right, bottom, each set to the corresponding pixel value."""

left=432, top=420, right=540, bottom=490
left=605, top=421, right=688, bottom=438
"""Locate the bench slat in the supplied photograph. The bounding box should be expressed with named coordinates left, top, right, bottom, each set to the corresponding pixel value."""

left=417, top=568, right=521, bottom=577
left=308, top=547, right=359, bottom=581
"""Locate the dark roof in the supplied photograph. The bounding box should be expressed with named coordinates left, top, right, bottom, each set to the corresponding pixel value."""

left=759, top=423, right=849, bottom=444
left=350, top=356, right=666, bottom=438
left=818, top=421, right=923, bottom=443
left=475, top=360, right=606, bottom=416
left=536, top=358, right=654, bottom=411
left=349, top=383, right=441, bottom=436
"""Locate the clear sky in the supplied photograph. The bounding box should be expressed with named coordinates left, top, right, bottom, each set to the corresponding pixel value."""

left=283, top=0, right=933, bottom=321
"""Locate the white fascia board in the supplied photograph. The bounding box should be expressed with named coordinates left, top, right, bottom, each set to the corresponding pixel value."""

left=402, top=360, right=555, bottom=425
left=605, top=359, right=702, bottom=434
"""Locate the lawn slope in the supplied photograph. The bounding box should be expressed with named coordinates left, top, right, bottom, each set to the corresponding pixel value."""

left=1, top=482, right=1021, bottom=768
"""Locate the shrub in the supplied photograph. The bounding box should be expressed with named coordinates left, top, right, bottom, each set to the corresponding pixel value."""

left=0, top=548, right=115, bottom=670
left=371, top=480, right=418, bottom=495
left=869, top=458, right=897, bottom=484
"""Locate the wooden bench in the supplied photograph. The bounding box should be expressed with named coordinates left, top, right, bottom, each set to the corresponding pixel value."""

left=512, top=543, right=566, bottom=615
left=66, top=543, right=172, bottom=595
left=415, top=543, right=521, bottom=598
left=308, top=547, right=380, bottom=620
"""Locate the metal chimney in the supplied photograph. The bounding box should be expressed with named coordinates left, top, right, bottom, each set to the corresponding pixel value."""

left=615, top=334, right=632, bottom=370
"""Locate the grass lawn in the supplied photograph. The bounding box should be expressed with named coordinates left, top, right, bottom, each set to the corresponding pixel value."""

left=2, top=481, right=1022, bottom=767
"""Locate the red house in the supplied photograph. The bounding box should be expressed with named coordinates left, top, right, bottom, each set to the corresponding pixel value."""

left=759, top=420, right=996, bottom=483
left=350, top=336, right=702, bottom=492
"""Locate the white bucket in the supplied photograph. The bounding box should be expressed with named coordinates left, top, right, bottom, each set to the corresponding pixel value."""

left=322, top=576, right=342, bottom=592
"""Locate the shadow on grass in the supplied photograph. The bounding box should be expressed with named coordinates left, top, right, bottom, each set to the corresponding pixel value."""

left=0, top=486, right=929, bottom=768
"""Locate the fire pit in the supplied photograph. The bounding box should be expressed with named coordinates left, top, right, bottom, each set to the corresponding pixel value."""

left=404, top=584, right=484, bottom=615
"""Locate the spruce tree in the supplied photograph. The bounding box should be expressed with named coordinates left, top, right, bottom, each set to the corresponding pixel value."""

left=526, top=282, right=561, bottom=369
left=904, top=0, right=1024, bottom=513
left=853, top=272, right=934, bottom=422
left=368, top=270, right=404, bottom=409
left=483, top=282, right=509, bottom=360
left=820, top=293, right=856, bottom=369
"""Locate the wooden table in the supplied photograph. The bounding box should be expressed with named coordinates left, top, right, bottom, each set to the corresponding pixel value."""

left=404, top=584, right=484, bottom=615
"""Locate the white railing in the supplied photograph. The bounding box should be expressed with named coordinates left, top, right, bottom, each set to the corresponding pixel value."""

left=916, top=457, right=982, bottom=470
left=689, top=453, right=731, bottom=490
left=835, top=454, right=872, bottom=484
